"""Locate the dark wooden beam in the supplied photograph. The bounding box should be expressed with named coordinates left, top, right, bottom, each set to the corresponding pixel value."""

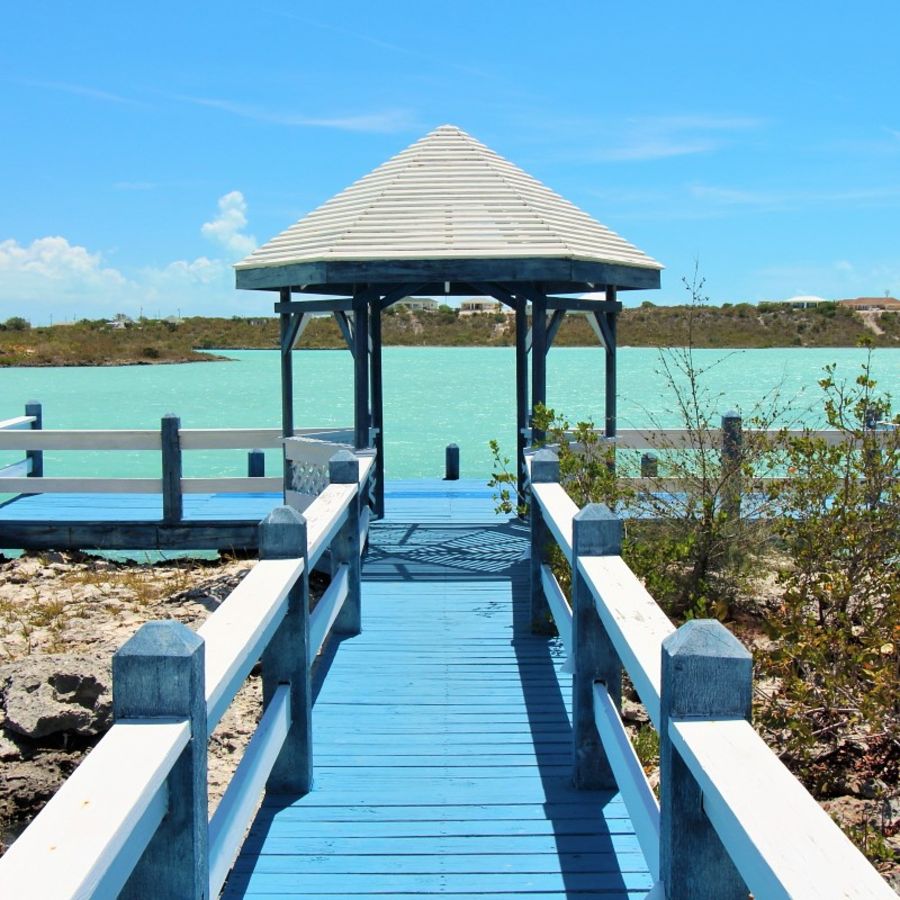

left=279, top=289, right=294, bottom=443
left=530, top=288, right=548, bottom=442
left=545, top=309, right=566, bottom=351
left=378, top=284, right=427, bottom=310
left=274, top=297, right=354, bottom=314
left=515, top=298, right=529, bottom=501
left=282, top=311, right=305, bottom=353
left=463, top=282, right=518, bottom=310
left=545, top=296, right=621, bottom=314
left=370, top=302, right=385, bottom=518
left=333, top=311, right=355, bottom=356
left=604, top=287, right=618, bottom=438
left=237, top=258, right=661, bottom=294
left=352, top=293, right=370, bottom=450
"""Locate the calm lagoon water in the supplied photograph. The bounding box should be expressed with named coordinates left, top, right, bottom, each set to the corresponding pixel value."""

left=0, top=347, right=897, bottom=480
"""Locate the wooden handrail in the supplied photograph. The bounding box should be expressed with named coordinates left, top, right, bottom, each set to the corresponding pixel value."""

left=528, top=449, right=893, bottom=898
left=0, top=447, right=375, bottom=899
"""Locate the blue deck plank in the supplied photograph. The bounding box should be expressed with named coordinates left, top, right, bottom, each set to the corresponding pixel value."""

left=224, top=480, right=651, bottom=898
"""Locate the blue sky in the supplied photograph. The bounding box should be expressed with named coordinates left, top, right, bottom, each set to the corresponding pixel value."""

left=2, top=1, right=899, bottom=323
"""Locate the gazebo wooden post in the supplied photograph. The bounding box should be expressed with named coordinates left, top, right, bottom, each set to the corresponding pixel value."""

left=370, top=297, right=385, bottom=517
left=530, top=289, right=548, bottom=444
left=279, top=288, right=294, bottom=492
left=514, top=296, right=529, bottom=503
left=352, top=292, right=370, bottom=451
left=604, top=287, right=618, bottom=439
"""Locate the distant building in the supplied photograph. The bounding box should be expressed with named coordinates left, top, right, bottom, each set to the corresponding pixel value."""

left=838, top=296, right=900, bottom=311
left=783, top=295, right=833, bottom=309
left=396, top=297, right=438, bottom=312
left=459, top=297, right=510, bottom=316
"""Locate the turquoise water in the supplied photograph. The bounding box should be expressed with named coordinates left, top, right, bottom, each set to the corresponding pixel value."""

left=0, top=347, right=897, bottom=480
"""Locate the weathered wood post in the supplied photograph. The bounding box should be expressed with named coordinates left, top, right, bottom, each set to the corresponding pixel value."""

left=445, top=443, right=460, bottom=480
left=530, top=449, right=558, bottom=634
left=161, top=414, right=183, bottom=523
left=721, top=410, right=742, bottom=520
left=640, top=452, right=658, bottom=478
left=259, top=506, right=312, bottom=794
left=329, top=450, right=361, bottom=636
left=572, top=503, right=623, bottom=789
left=24, top=401, right=42, bottom=478
left=113, top=621, right=208, bottom=899
left=247, top=449, right=265, bottom=478
left=659, top=619, right=752, bottom=899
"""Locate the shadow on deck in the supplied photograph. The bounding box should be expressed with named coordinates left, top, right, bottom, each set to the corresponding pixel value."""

left=225, top=482, right=650, bottom=898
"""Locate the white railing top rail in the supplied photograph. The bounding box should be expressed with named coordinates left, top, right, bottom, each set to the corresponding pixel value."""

left=0, top=424, right=347, bottom=452
left=0, top=718, right=190, bottom=898
left=0, top=415, right=36, bottom=432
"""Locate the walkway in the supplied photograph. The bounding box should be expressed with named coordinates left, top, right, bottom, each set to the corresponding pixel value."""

left=224, top=480, right=651, bottom=898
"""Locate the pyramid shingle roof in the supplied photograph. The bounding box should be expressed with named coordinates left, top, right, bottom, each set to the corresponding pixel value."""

left=236, top=125, right=661, bottom=293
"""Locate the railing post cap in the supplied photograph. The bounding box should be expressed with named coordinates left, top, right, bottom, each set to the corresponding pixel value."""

left=573, top=503, right=622, bottom=556
left=722, top=409, right=741, bottom=422
left=162, top=412, right=180, bottom=420
left=259, top=504, right=307, bottom=559
left=531, top=448, right=559, bottom=483
left=115, top=620, right=202, bottom=660
left=329, top=449, right=359, bottom=483
left=663, top=619, right=751, bottom=662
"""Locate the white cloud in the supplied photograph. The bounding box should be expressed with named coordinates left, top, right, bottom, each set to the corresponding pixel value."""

left=0, top=236, right=128, bottom=287
left=201, top=191, right=256, bottom=258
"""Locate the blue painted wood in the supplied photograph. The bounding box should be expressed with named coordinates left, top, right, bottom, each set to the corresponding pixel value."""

left=161, top=414, right=182, bottom=523
left=530, top=449, right=559, bottom=633
left=328, top=451, right=361, bottom=636
left=24, top=400, right=42, bottom=478
left=209, top=684, right=291, bottom=897
left=113, top=621, right=207, bottom=899
left=224, top=490, right=649, bottom=898
left=247, top=449, right=265, bottom=478
left=259, top=506, right=312, bottom=796
left=572, top=504, right=623, bottom=790
left=721, top=410, right=743, bottom=519
left=660, top=620, right=752, bottom=900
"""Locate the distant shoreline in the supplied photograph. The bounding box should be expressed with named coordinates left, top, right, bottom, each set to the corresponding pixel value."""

left=1, top=304, right=896, bottom=367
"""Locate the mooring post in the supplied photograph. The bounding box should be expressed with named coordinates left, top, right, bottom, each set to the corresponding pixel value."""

left=259, top=506, right=312, bottom=794
left=24, top=401, right=42, bottom=478
left=113, top=621, right=207, bottom=899
left=445, top=443, right=459, bottom=480
left=247, top=449, right=265, bottom=478
left=659, top=620, right=752, bottom=899
left=529, top=449, right=559, bottom=634
left=721, top=410, right=742, bottom=520
left=572, top=503, right=623, bottom=789
left=329, top=450, right=362, bottom=636
left=161, top=414, right=183, bottom=523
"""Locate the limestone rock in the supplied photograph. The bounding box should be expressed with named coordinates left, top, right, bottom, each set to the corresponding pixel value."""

left=0, top=654, right=112, bottom=740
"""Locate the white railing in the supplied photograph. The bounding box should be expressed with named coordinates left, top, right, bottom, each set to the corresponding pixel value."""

left=0, top=402, right=361, bottom=526
left=0, top=449, right=374, bottom=900
left=529, top=448, right=893, bottom=899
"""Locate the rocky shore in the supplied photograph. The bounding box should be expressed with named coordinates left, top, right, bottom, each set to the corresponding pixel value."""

left=0, top=550, right=326, bottom=851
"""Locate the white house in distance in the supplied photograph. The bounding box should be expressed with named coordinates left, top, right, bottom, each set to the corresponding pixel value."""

left=783, top=295, right=833, bottom=309
left=396, top=297, right=439, bottom=312
left=458, top=297, right=513, bottom=316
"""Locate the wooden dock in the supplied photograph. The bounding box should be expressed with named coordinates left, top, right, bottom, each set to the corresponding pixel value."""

left=225, top=479, right=652, bottom=898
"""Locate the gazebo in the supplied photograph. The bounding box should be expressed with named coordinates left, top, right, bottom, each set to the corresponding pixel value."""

left=235, top=125, right=662, bottom=515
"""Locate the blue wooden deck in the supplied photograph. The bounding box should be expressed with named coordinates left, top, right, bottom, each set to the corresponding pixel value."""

left=224, top=479, right=651, bottom=898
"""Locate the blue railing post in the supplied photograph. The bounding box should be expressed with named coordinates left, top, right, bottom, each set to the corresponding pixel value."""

left=329, top=449, right=362, bottom=636
left=721, top=410, right=742, bottom=520
left=259, top=505, right=312, bottom=794
left=530, top=449, right=559, bottom=634
left=247, top=448, right=265, bottom=478
left=572, top=503, right=623, bottom=789
left=161, top=413, right=183, bottom=523
left=660, top=619, right=752, bottom=899
left=24, top=400, right=42, bottom=478
left=113, top=621, right=208, bottom=899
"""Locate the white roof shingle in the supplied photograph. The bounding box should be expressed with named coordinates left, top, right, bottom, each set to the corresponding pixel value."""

left=236, top=125, right=661, bottom=273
